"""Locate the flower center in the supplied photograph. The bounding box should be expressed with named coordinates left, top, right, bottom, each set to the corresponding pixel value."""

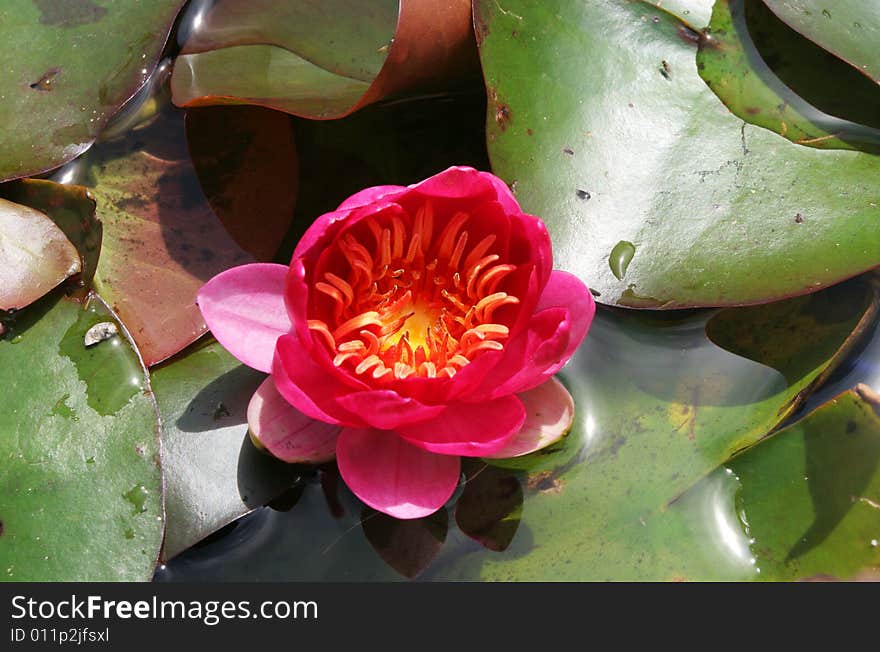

left=307, top=201, right=521, bottom=381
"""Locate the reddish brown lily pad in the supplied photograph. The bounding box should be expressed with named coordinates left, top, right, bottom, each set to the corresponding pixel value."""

left=0, top=198, right=81, bottom=311
left=171, top=0, right=478, bottom=118
left=89, top=107, right=253, bottom=366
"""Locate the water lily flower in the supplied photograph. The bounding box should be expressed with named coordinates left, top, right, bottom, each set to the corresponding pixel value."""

left=198, top=166, right=595, bottom=519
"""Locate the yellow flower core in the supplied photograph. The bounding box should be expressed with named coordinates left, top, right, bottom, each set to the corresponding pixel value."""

left=307, top=201, right=521, bottom=381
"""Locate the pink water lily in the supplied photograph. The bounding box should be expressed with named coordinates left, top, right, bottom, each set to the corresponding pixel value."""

left=198, top=166, right=595, bottom=519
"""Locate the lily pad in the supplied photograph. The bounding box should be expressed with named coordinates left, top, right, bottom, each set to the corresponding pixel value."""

left=150, top=339, right=303, bottom=560
left=0, top=198, right=80, bottom=311
left=697, top=0, right=880, bottom=152
left=171, top=0, right=478, bottom=118
left=763, top=0, right=880, bottom=84
left=474, top=0, right=880, bottom=307
left=0, top=293, right=162, bottom=581
left=709, top=387, right=880, bottom=580
left=0, top=179, right=102, bottom=289
left=81, top=104, right=254, bottom=366
left=0, top=0, right=185, bottom=181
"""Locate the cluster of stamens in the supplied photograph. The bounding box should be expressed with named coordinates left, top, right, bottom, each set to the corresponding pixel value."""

left=307, top=202, right=521, bottom=381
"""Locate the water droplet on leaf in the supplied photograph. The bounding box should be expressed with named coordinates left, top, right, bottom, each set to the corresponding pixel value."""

left=609, top=241, right=636, bottom=280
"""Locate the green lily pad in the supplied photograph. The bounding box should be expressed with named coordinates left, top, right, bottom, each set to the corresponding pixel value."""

left=742, top=0, right=880, bottom=132
left=151, top=339, right=303, bottom=560
left=474, top=0, right=880, bottom=307
left=697, top=0, right=880, bottom=152
left=647, top=0, right=713, bottom=27
left=0, top=293, right=162, bottom=581
left=763, top=0, right=880, bottom=84
left=0, top=0, right=185, bottom=182
left=710, top=387, right=880, bottom=580
left=170, top=0, right=478, bottom=118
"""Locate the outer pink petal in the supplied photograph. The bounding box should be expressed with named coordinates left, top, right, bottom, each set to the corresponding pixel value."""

left=473, top=270, right=596, bottom=400
left=531, top=270, right=596, bottom=369
left=482, top=378, right=574, bottom=459
left=478, top=170, right=522, bottom=215
left=396, top=395, right=526, bottom=457
left=336, top=390, right=445, bottom=431
left=407, top=166, right=497, bottom=202
left=247, top=378, right=340, bottom=463
left=197, top=263, right=291, bottom=373
left=336, top=185, right=406, bottom=211
left=336, top=428, right=460, bottom=519
left=272, top=333, right=364, bottom=426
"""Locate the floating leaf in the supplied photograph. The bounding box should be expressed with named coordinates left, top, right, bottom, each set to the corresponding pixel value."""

left=171, top=0, right=478, bottom=118
left=151, top=339, right=303, bottom=559
left=0, top=0, right=185, bottom=181
left=0, top=179, right=102, bottom=288
left=0, top=293, right=162, bottom=580
left=0, top=198, right=80, bottom=311
left=763, top=0, right=880, bottom=84
left=82, top=105, right=254, bottom=366
left=474, top=0, right=880, bottom=307
left=697, top=0, right=880, bottom=151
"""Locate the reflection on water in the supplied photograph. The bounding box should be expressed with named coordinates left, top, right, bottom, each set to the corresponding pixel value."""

left=671, top=467, right=760, bottom=579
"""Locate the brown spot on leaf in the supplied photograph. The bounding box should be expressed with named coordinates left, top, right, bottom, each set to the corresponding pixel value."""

left=526, top=128, right=533, bottom=136
left=29, top=67, right=61, bottom=92
left=34, top=0, right=107, bottom=27
left=495, top=103, right=511, bottom=130
left=677, top=24, right=702, bottom=45
left=528, top=472, right=565, bottom=494
left=745, top=106, right=761, bottom=115
left=0, top=519, right=4, bottom=536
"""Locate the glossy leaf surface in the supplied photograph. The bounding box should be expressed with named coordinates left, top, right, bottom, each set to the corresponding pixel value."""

left=0, top=294, right=162, bottom=581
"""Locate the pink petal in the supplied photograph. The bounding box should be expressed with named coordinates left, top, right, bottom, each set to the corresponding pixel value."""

left=336, top=185, right=406, bottom=211
left=483, top=378, right=574, bottom=459
left=272, top=333, right=365, bottom=426
left=247, top=377, right=341, bottom=463
left=336, top=390, right=446, bottom=430
left=478, top=170, right=522, bottom=215
left=407, top=166, right=497, bottom=202
left=336, top=428, right=461, bottom=519
left=476, top=270, right=595, bottom=400
left=396, top=395, right=526, bottom=457
left=533, top=270, right=596, bottom=369
left=197, top=263, right=291, bottom=373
